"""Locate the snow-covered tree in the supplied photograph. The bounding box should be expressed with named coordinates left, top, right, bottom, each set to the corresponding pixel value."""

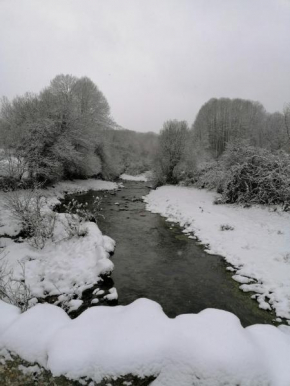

left=154, top=120, right=189, bottom=184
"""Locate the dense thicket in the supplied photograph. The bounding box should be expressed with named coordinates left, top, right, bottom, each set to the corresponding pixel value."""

left=0, top=75, right=156, bottom=187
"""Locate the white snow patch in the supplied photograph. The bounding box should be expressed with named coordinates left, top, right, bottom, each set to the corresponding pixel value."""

left=1, top=221, right=115, bottom=299
left=0, top=179, right=116, bottom=300
left=0, top=299, right=290, bottom=385
left=232, top=275, right=253, bottom=284
left=0, top=304, right=70, bottom=367
left=93, top=289, right=105, bottom=296
left=68, top=299, right=83, bottom=312
left=104, top=287, right=118, bottom=301
left=18, top=364, right=43, bottom=376
left=120, top=172, right=151, bottom=182
left=0, top=300, right=21, bottom=336
left=0, top=348, right=12, bottom=365
left=51, top=179, right=118, bottom=196
left=145, top=186, right=290, bottom=321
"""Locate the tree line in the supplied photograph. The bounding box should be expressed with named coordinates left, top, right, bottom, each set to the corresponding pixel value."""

left=154, top=98, right=290, bottom=208
left=0, top=74, right=157, bottom=188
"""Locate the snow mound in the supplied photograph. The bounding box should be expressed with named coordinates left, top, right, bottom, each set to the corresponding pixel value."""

left=1, top=299, right=290, bottom=385
left=145, top=186, right=290, bottom=321
left=0, top=300, right=21, bottom=336
left=0, top=303, right=70, bottom=367
left=2, top=221, right=115, bottom=298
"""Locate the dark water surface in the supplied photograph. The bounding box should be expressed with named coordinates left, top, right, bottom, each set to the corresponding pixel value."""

left=68, top=180, right=274, bottom=327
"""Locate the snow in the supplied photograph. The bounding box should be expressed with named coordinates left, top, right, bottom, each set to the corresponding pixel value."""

left=0, top=179, right=116, bottom=301
left=0, top=303, right=70, bottom=367
left=0, top=300, right=21, bottom=336
left=0, top=221, right=115, bottom=299
left=50, top=179, right=118, bottom=195
left=68, top=299, right=83, bottom=312
left=18, top=364, right=43, bottom=376
left=104, top=287, right=118, bottom=301
left=0, top=178, right=118, bottom=237
left=1, top=299, right=290, bottom=385
left=120, top=172, right=151, bottom=182
left=93, top=288, right=105, bottom=296
left=145, top=186, right=290, bottom=321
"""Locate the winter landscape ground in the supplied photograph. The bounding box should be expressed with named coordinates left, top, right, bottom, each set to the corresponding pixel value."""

left=1, top=176, right=290, bottom=385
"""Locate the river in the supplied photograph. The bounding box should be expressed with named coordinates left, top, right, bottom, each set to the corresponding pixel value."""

left=63, top=180, right=274, bottom=327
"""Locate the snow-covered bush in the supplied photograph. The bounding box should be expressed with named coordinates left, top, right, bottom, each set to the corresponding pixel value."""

left=191, top=142, right=290, bottom=209
left=220, top=145, right=290, bottom=208
left=62, top=197, right=103, bottom=238
left=0, top=253, right=32, bottom=312
left=4, top=188, right=56, bottom=249
left=153, top=120, right=190, bottom=186
left=191, top=161, right=224, bottom=191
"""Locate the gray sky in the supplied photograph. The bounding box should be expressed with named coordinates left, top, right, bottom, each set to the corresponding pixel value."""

left=1, top=0, right=290, bottom=133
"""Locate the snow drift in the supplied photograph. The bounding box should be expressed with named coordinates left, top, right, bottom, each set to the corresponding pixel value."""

left=1, top=299, right=290, bottom=385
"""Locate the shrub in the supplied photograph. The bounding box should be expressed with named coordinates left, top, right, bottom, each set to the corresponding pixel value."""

left=191, top=142, right=290, bottom=209
left=4, top=187, right=56, bottom=249
left=0, top=250, right=32, bottom=311
left=220, top=146, right=290, bottom=208
left=192, top=162, right=224, bottom=191
left=62, top=196, right=103, bottom=238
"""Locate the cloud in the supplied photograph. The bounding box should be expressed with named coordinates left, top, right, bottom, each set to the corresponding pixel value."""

left=0, top=0, right=290, bottom=132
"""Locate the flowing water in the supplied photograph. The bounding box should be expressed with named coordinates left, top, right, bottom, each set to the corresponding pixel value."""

left=64, top=180, right=275, bottom=327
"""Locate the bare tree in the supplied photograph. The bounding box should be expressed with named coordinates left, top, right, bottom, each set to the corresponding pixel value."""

left=192, top=98, right=268, bottom=158
left=155, top=120, right=189, bottom=184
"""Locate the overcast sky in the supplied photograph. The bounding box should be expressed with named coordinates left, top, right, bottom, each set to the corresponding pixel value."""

left=0, top=0, right=290, bottom=133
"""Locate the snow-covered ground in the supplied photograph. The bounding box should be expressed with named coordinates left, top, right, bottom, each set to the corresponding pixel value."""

left=145, top=186, right=290, bottom=322
left=0, top=179, right=117, bottom=237
left=0, top=179, right=117, bottom=303
left=1, top=180, right=290, bottom=385
left=120, top=172, right=152, bottom=182
left=1, top=298, right=290, bottom=386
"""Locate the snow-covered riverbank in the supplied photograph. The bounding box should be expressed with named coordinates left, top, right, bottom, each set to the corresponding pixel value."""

left=1, top=180, right=290, bottom=385
left=0, top=179, right=117, bottom=306
left=1, top=298, right=290, bottom=386
left=145, top=186, right=290, bottom=322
